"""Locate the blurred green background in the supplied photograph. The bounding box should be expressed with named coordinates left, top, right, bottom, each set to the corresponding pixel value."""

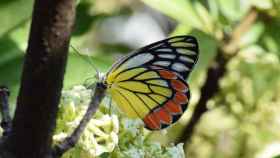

left=1, top=0, right=280, bottom=157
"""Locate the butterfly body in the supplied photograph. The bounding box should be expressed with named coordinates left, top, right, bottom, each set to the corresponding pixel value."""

left=101, top=35, right=199, bottom=130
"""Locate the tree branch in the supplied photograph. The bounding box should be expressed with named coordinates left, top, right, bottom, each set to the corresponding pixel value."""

left=4, top=0, right=76, bottom=157
left=177, top=48, right=228, bottom=145
left=223, top=8, right=258, bottom=54
left=176, top=8, right=258, bottom=146
left=52, top=83, right=106, bottom=157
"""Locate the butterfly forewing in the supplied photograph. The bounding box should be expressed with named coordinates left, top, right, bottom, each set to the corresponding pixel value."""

left=104, top=35, right=198, bottom=130
left=105, top=35, right=199, bottom=82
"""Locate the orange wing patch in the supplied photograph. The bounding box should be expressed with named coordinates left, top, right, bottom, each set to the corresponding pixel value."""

left=171, top=80, right=187, bottom=92
left=143, top=67, right=190, bottom=130
left=154, top=108, right=172, bottom=124
left=143, top=113, right=161, bottom=130
left=174, top=92, right=188, bottom=104
left=158, top=70, right=177, bottom=79
left=164, top=100, right=182, bottom=114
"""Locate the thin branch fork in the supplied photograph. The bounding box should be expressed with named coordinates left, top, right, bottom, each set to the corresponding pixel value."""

left=52, top=83, right=106, bottom=157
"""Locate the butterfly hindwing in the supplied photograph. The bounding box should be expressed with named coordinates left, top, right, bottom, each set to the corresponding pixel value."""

left=107, top=66, right=190, bottom=130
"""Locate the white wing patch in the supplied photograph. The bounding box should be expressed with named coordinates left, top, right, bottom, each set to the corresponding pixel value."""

left=179, top=56, right=195, bottom=63
left=156, top=48, right=172, bottom=52
left=172, top=63, right=189, bottom=72
left=153, top=61, right=170, bottom=67
left=158, top=54, right=176, bottom=59
left=119, top=53, right=154, bottom=70
left=177, top=48, right=197, bottom=55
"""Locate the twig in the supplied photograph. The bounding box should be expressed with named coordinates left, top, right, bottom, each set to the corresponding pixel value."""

left=0, top=86, right=12, bottom=137
left=177, top=48, right=228, bottom=145
left=176, top=8, right=258, bottom=146
left=223, top=8, right=258, bottom=54
left=52, top=82, right=106, bottom=157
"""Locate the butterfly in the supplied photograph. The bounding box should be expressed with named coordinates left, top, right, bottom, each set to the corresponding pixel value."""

left=98, top=35, right=199, bottom=130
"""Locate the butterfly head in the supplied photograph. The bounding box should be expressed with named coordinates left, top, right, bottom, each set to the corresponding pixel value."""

left=101, top=72, right=118, bottom=90
left=101, top=77, right=113, bottom=90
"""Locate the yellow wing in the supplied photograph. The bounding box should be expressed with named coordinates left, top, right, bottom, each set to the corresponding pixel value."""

left=106, top=66, right=190, bottom=130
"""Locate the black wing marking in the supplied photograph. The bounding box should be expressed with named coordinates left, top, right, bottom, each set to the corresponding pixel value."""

left=106, top=35, right=199, bottom=80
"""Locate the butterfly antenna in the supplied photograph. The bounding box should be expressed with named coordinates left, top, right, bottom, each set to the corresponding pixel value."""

left=108, top=96, right=112, bottom=115
left=70, top=44, right=100, bottom=80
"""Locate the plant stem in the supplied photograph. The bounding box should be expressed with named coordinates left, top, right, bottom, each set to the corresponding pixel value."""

left=52, top=83, right=106, bottom=157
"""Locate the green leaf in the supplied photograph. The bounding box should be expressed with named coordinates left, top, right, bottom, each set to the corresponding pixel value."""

left=0, top=37, right=24, bottom=104
left=193, top=1, right=215, bottom=34
left=261, top=20, right=280, bottom=57
left=217, top=0, right=250, bottom=21
left=208, top=0, right=219, bottom=20
left=250, top=0, right=273, bottom=9
left=0, top=0, right=33, bottom=104
left=141, top=0, right=204, bottom=30
left=263, top=35, right=279, bottom=53
left=170, top=23, right=192, bottom=36
left=188, top=30, right=218, bottom=82
left=0, top=0, right=33, bottom=36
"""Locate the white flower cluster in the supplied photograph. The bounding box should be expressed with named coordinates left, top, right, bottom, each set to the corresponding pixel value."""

left=54, top=85, right=119, bottom=157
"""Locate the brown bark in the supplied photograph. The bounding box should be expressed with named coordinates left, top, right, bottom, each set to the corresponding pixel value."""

left=1, top=0, right=75, bottom=157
